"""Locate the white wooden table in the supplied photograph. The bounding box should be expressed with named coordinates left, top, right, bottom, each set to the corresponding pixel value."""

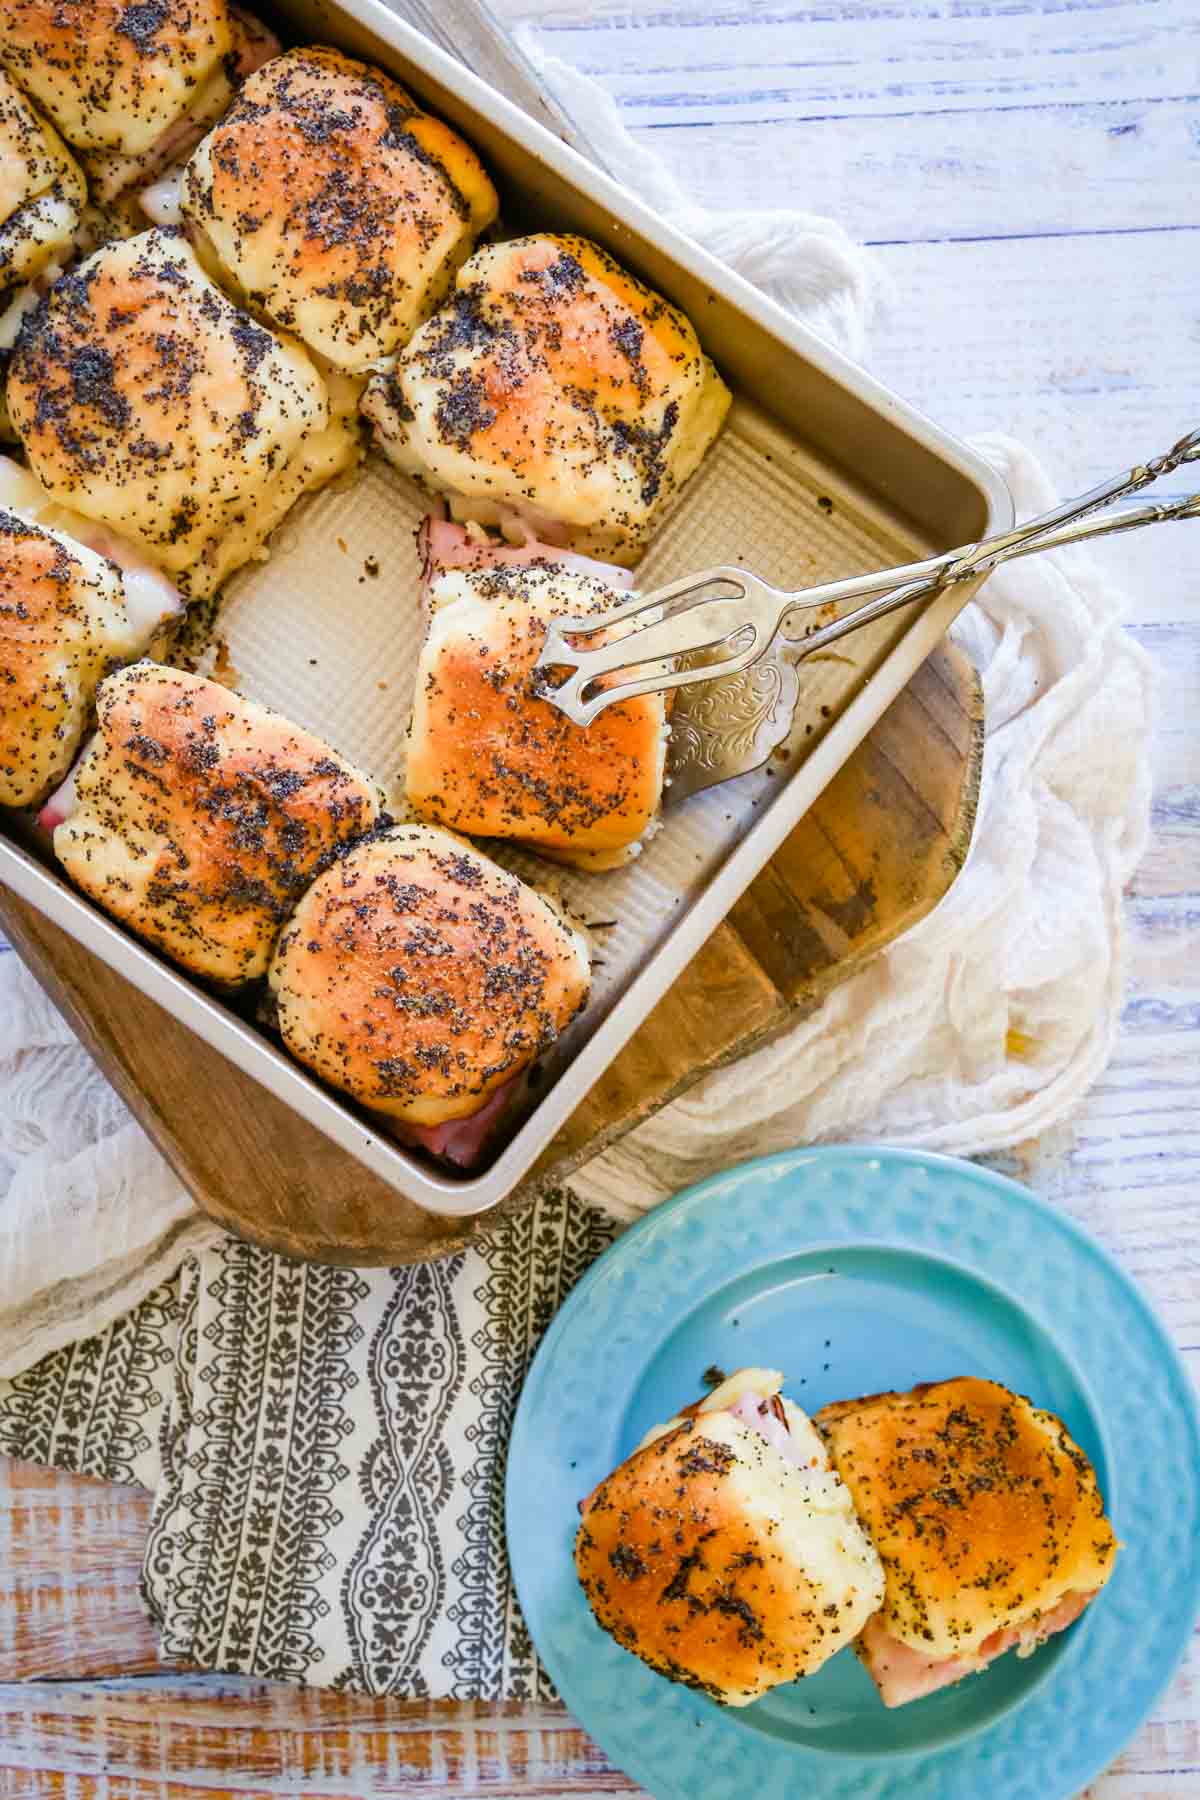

left=1, top=1, right=1197, bottom=1793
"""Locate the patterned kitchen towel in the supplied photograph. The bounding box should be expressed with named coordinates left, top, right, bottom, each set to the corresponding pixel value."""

left=0, top=1276, right=180, bottom=1491
left=0, top=1190, right=614, bottom=1698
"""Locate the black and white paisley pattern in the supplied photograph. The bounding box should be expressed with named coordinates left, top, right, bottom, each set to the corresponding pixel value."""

left=443, top=1190, right=617, bottom=1700
left=3, top=1188, right=618, bottom=1700
left=335, top=1257, right=467, bottom=1695
left=0, top=1279, right=180, bottom=1489
left=149, top=1240, right=371, bottom=1682
left=142, top=1258, right=200, bottom=1627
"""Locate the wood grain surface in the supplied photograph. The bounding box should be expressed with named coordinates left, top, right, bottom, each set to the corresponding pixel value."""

left=2, top=0, right=1198, bottom=1794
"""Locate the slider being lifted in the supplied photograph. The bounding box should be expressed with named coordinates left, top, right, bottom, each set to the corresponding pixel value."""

left=407, top=522, right=668, bottom=872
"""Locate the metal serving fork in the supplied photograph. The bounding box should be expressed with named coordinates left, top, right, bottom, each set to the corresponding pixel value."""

left=535, top=430, right=1199, bottom=800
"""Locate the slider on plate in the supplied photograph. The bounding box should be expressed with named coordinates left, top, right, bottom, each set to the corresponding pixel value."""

left=0, top=0, right=278, bottom=220
left=407, top=521, right=667, bottom=872
left=180, top=46, right=499, bottom=373
left=267, top=822, right=591, bottom=1167
left=362, top=232, right=732, bottom=567
left=575, top=1369, right=886, bottom=1706
left=816, top=1377, right=1119, bottom=1707
left=0, top=68, right=87, bottom=438
left=7, top=227, right=359, bottom=599
left=0, top=465, right=183, bottom=808
left=42, top=662, right=380, bottom=986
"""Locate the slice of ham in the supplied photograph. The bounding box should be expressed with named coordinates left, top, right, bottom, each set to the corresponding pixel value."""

left=72, top=525, right=185, bottom=638
left=37, top=759, right=82, bottom=834
left=730, top=1391, right=818, bottom=1473
left=858, top=1588, right=1095, bottom=1707
left=226, top=8, right=282, bottom=82
left=419, top=517, right=635, bottom=594
left=394, top=1074, right=520, bottom=1169
left=444, top=492, right=573, bottom=549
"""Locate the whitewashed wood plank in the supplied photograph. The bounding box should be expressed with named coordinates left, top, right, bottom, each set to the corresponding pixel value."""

left=604, top=104, right=1200, bottom=241
left=858, top=230, right=1200, bottom=616
left=0, top=1678, right=644, bottom=1796
left=504, top=0, right=1199, bottom=132
left=0, top=1463, right=157, bottom=1680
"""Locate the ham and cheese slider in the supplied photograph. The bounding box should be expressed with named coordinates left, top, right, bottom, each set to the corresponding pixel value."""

left=0, top=69, right=87, bottom=439
left=575, top=1369, right=885, bottom=1707
left=267, top=823, right=591, bottom=1167
left=363, top=233, right=732, bottom=566
left=8, top=227, right=357, bottom=599
left=0, top=460, right=182, bottom=808
left=180, top=47, right=498, bottom=373
left=407, top=521, right=666, bottom=872
left=0, top=0, right=278, bottom=219
left=816, top=1378, right=1118, bottom=1708
left=43, top=662, right=380, bottom=986
left=0, top=69, right=86, bottom=339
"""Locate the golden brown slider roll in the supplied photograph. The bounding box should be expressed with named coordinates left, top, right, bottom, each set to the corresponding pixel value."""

left=0, top=482, right=183, bottom=808
left=180, top=47, right=499, bottom=373
left=268, top=823, right=591, bottom=1166
left=576, top=1369, right=885, bottom=1707
left=43, top=662, right=380, bottom=986
left=407, top=521, right=666, bottom=872
left=87, top=7, right=280, bottom=218
left=8, top=227, right=357, bottom=599
left=0, top=70, right=86, bottom=316
left=0, top=70, right=88, bottom=439
left=816, top=1378, right=1118, bottom=1708
left=0, top=453, right=184, bottom=632
left=0, top=0, right=233, bottom=157
left=362, top=233, right=732, bottom=566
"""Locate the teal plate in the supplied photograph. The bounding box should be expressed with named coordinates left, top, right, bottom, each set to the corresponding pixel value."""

left=506, top=1147, right=1200, bottom=1799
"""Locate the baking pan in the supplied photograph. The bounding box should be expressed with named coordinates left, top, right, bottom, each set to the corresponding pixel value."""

left=0, top=0, right=1013, bottom=1218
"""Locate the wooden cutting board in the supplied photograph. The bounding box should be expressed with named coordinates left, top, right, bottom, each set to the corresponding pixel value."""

left=0, top=639, right=982, bottom=1263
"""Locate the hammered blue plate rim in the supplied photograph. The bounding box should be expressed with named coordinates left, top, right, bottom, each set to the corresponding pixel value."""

left=506, top=1146, right=1200, bottom=1800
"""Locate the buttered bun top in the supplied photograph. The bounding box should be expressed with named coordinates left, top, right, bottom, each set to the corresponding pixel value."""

left=576, top=1369, right=885, bottom=1707
left=0, top=508, right=136, bottom=808
left=268, top=823, right=591, bottom=1132
left=363, top=233, right=732, bottom=566
left=816, top=1378, right=1119, bottom=1706
left=0, top=0, right=234, bottom=155
left=45, top=662, right=380, bottom=985
left=182, top=47, right=499, bottom=373
left=82, top=6, right=280, bottom=212
left=7, top=228, right=357, bottom=598
left=0, top=68, right=86, bottom=302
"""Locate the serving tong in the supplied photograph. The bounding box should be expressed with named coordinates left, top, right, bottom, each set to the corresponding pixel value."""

left=536, top=430, right=1200, bottom=800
